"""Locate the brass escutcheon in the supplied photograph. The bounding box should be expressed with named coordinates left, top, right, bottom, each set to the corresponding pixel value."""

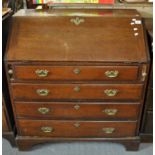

left=70, top=17, right=85, bottom=26
left=74, top=86, right=80, bottom=92
left=74, top=104, right=80, bottom=110
left=73, top=68, right=80, bottom=75
left=74, top=122, right=80, bottom=128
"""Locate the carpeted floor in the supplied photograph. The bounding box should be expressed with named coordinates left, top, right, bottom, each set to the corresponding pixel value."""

left=2, top=138, right=153, bottom=155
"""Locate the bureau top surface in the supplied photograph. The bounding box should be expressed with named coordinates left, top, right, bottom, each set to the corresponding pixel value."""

left=6, top=9, right=148, bottom=63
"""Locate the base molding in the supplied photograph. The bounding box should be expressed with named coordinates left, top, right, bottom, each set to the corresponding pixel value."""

left=2, top=131, right=16, bottom=147
left=140, top=133, right=153, bottom=143
left=16, top=136, right=140, bottom=151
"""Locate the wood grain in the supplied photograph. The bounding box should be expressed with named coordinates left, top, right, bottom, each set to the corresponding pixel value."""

left=18, top=119, right=137, bottom=138
left=6, top=11, right=147, bottom=62
left=11, top=83, right=143, bottom=100
left=14, top=65, right=139, bottom=81
left=4, top=9, right=150, bottom=151
left=15, top=101, right=140, bottom=120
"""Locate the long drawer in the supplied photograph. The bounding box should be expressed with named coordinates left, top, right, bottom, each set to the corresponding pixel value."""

left=13, top=65, right=139, bottom=81
left=18, top=120, right=137, bottom=138
left=15, top=102, right=140, bottom=120
left=11, top=83, right=143, bottom=100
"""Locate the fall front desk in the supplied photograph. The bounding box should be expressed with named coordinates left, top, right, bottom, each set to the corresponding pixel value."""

left=5, top=9, right=150, bottom=151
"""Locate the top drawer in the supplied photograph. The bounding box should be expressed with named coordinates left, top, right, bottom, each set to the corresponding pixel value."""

left=13, top=65, right=139, bottom=81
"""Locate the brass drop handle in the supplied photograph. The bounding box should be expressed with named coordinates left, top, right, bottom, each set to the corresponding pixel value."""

left=103, top=109, right=118, bottom=116
left=74, top=104, right=80, bottom=110
left=73, top=68, right=80, bottom=75
left=35, top=69, right=49, bottom=77
left=38, top=107, right=50, bottom=114
left=36, top=89, right=49, bottom=96
left=104, top=89, right=119, bottom=97
left=105, top=70, right=119, bottom=78
left=41, top=126, right=54, bottom=133
left=74, top=122, right=80, bottom=128
left=102, top=128, right=115, bottom=134
left=74, top=86, right=80, bottom=92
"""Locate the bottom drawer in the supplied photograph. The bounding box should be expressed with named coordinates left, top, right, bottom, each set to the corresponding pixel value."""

left=18, top=120, right=137, bottom=138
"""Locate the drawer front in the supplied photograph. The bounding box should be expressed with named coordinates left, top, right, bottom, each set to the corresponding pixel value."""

left=18, top=120, right=137, bottom=138
left=11, top=84, right=143, bottom=100
left=15, top=102, right=140, bottom=120
left=14, top=65, right=139, bottom=81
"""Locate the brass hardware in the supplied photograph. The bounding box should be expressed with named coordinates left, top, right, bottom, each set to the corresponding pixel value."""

left=105, top=70, right=119, bottom=78
left=134, top=20, right=142, bottom=24
left=74, top=122, right=80, bottom=128
left=35, top=69, right=49, bottom=77
left=102, top=128, right=115, bottom=134
left=103, top=109, right=118, bottom=116
left=73, top=68, right=80, bottom=75
left=74, top=86, right=80, bottom=92
left=8, top=69, right=13, bottom=75
left=41, top=127, right=54, bottom=133
left=36, top=89, right=49, bottom=96
left=104, top=89, right=118, bottom=97
left=38, top=107, right=50, bottom=114
left=8, top=69, right=14, bottom=80
left=70, top=17, right=84, bottom=26
left=134, top=33, right=139, bottom=36
left=133, top=28, right=138, bottom=31
left=141, top=65, right=147, bottom=81
left=74, top=104, right=80, bottom=110
left=142, top=72, right=147, bottom=77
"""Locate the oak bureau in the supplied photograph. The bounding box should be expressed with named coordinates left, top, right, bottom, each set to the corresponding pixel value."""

left=5, top=9, right=150, bottom=151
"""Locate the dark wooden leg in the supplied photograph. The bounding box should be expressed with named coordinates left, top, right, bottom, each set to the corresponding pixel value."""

left=140, top=133, right=153, bottom=143
left=3, top=131, right=16, bottom=147
left=123, top=140, right=140, bottom=151
left=16, top=139, right=35, bottom=151
left=16, top=137, right=49, bottom=151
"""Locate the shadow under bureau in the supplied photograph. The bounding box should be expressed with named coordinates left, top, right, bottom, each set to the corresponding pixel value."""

left=5, top=9, right=150, bottom=151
